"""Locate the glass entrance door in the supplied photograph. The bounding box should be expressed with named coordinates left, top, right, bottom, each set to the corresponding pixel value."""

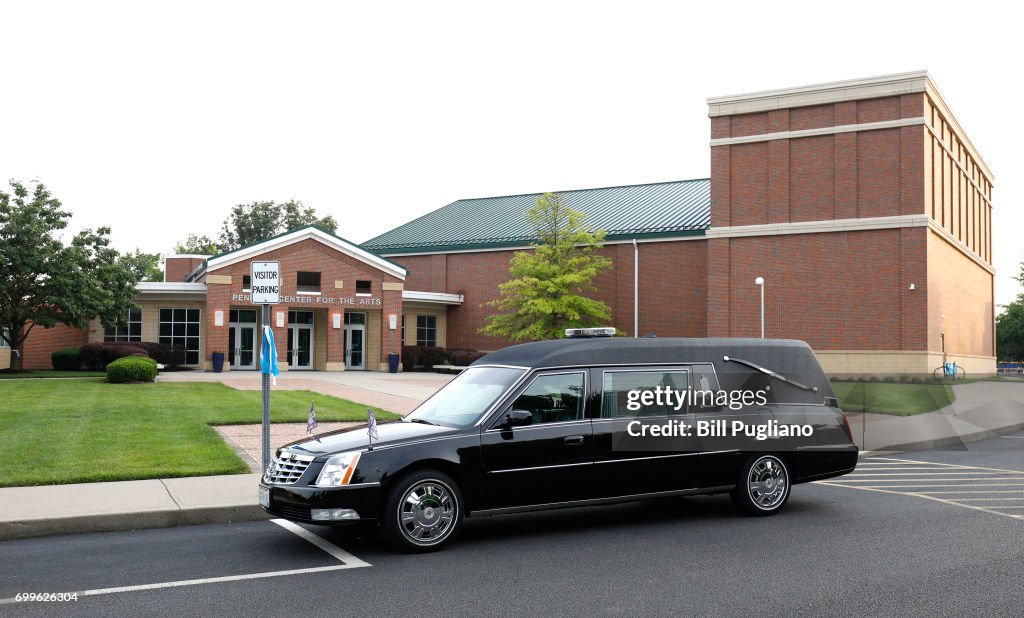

left=344, top=312, right=366, bottom=370
left=287, top=311, right=314, bottom=370
left=229, top=310, right=258, bottom=370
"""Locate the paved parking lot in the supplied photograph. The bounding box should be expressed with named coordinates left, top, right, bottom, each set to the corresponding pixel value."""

left=2, top=433, right=1023, bottom=616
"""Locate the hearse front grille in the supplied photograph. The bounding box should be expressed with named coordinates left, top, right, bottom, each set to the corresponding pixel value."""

left=264, top=451, right=315, bottom=485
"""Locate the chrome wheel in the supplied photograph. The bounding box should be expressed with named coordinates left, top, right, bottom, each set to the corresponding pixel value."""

left=396, top=479, right=458, bottom=546
left=747, top=456, right=788, bottom=510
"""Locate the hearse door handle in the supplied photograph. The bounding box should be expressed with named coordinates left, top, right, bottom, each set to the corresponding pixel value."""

left=564, top=435, right=585, bottom=446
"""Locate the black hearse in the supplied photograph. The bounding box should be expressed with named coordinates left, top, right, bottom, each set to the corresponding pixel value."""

left=260, top=332, right=857, bottom=551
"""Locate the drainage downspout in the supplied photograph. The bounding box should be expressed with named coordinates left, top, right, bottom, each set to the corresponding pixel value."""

left=633, top=238, right=638, bottom=338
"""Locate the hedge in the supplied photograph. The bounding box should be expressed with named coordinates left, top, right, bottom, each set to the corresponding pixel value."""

left=51, top=347, right=82, bottom=371
left=106, top=356, right=158, bottom=383
left=80, top=341, right=185, bottom=370
left=80, top=342, right=148, bottom=370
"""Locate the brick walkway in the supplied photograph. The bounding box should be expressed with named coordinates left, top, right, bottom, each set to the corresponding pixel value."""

left=216, top=422, right=363, bottom=472
left=158, top=370, right=453, bottom=415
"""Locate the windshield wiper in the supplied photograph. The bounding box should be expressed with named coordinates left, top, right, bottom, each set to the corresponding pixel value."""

left=407, top=418, right=440, bottom=426
left=723, top=355, right=818, bottom=393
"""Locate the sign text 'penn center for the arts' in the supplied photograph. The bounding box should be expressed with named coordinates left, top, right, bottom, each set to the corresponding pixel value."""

left=232, top=293, right=383, bottom=306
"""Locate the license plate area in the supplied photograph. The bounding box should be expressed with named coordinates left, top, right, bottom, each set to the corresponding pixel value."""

left=259, top=485, right=270, bottom=508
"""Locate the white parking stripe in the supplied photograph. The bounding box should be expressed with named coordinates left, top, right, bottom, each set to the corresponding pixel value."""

left=816, top=457, right=1024, bottom=521
left=0, top=564, right=366, bottom=605
left=271, top=519, right=371, bottom=567
left=0, top=520, right=372, bottom=606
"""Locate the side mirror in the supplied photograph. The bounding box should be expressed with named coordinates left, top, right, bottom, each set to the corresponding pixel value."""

left=504, top=409, right=533, bottom=428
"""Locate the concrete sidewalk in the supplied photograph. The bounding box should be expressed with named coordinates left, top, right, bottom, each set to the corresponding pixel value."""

left=3, top=379, right=1024, bottom=542
left=157, top=370, right=453, bottom=415
left=848, top=381, right=1024, bottom=452
left=0, top=474, right=266, bottom=541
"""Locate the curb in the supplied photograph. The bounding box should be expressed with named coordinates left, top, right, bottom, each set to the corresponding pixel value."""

left=857, top=420, right=1024, bottom=459
left=0, top=505, right=270, bottom=542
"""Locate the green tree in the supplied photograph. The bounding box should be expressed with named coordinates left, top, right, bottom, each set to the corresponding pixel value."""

left=218, top=200, right=338, bottom=251
left=120, top=249, right=163, bottom=282
left=480, top=192, right=613, bottom=341
left=174, top=234, right=221, bottom=255
left=997, top=296, right=1024, bottom=362
left=0, top=180, right=138, bottom=370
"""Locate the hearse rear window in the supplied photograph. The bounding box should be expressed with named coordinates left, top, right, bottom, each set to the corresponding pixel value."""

left=602, top=370, right=690, bottom=418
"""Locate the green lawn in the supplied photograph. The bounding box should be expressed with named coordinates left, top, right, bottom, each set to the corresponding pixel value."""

left=0, top=379, right=399, bottom=487
left=0, top=370, right=107, bottom=379
left=833, top=381, right=955, bottom=416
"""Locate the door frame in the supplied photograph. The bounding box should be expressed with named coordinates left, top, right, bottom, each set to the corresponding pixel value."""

left=344, top=315, right=366, bottom=371
left=288, top=311, right=315, bottom=371
left=228, top=319, right=258, bottom=370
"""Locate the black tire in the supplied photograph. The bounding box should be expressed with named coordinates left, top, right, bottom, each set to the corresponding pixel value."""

left=382, top=469, right=463, bottom=552
left=730, top=454, right=791, bottom=516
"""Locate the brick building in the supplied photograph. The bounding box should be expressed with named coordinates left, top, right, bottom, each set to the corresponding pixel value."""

left=13, top=71, right=996, bottom=375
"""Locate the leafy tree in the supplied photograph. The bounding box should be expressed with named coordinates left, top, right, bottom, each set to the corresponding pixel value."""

left=218, top=200, right=338, bottom=251
left=120, top=249, right=163, bottom=282
left=0, top=180, right=138, bottom=370
left=174, top=234, right=221, bottom=255
left=480, top=192, right=613, bottom=341
left=997, top=296, right=1024, bottom=362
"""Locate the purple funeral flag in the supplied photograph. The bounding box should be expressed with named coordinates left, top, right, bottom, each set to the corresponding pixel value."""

left=307, top=401, right=319, bottom=441
left=367, top=408, right=378, bottom=442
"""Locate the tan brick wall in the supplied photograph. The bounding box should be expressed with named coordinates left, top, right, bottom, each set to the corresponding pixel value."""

left=927, top=229, right=995, bottom=359
left=402, top=302, right=448, bottom=348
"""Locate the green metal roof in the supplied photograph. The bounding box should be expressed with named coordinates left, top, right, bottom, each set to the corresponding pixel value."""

left=361, top=179, right=710, bottom=254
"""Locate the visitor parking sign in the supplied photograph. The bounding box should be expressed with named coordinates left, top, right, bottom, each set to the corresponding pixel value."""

left=250, top=261, right=280, bottom=304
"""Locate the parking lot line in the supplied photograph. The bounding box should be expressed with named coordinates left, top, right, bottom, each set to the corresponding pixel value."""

left=816, top=457, right=1024, bottom=521
left=271, top=519, right=371, bottom=568
left=0, top=520, right=371, bottom=606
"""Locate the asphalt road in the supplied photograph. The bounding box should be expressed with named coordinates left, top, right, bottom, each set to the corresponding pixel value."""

left=2, top=434, right=1023, bottom=617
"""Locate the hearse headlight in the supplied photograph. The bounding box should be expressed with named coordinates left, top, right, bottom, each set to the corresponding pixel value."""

left=314, top=452, right=361, bottom=486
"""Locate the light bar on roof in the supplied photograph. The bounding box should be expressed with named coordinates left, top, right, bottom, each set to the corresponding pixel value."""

left=565, top=327, right=617, bottom=338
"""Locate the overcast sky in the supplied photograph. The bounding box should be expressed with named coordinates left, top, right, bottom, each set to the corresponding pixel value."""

left=2, top=1, right=1021, bottom=307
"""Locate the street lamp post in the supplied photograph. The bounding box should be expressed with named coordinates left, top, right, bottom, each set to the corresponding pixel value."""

left=755, top=277, right=765, bottom=339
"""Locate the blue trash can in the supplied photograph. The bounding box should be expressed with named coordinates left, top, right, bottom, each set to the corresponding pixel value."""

left=212, top=351, right=225, bottom=373
left=388, top=353, right=400, bottom=373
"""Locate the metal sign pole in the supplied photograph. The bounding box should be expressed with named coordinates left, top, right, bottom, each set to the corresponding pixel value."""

left=261, top=303, right=271, bottom=474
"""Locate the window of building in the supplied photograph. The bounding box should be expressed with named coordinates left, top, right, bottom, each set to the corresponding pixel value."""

left=242, top=275, right=251, bottom=292
left=297, top=272, right=321, bottom=294
left=344, top=312, right=366, bottom=325
left=510, top=372, right=586, bottom=424
left=0, top=327, right=10, bottom=348
left=355, top=280, right=372, bottom=296
left=416, top=315, right=437, bottom=347
left=601, top=370, right=690, bottom=418
left=104, top=308, right=143, bottom=342
left=159, top=308, right=201, bottom=365
left=401, top=315, right=405, bottom=346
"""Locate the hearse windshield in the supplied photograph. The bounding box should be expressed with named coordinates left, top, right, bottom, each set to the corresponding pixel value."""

left=404, top=366, right=525, bottom=428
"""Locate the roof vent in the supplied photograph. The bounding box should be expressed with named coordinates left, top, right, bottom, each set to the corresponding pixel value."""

left=565, top=327, right=617, bottom=338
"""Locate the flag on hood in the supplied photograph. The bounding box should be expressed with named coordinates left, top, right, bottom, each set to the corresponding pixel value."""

left=367, top=408, right=378, bottom=442
left=306, top=401, right=319, bottom=441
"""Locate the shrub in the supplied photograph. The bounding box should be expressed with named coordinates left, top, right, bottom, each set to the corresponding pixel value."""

left=106, top=356, right=158, bottom=383
left=80, top=342, right=149, bottom=370
left=448, top=348, right=487, bottom=366
left=400, top=345, right=450, bottom=370
left=401, top=346, right=420, bottom=372
left=420, top=346, right=449, bottom=368
left=51, top=347, right=82, bottom=371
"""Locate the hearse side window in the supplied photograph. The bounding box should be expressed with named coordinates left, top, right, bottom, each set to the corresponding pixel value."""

left=510, top=372, right=585, bottom=424
left=602, top=370, right=690, bottom=418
